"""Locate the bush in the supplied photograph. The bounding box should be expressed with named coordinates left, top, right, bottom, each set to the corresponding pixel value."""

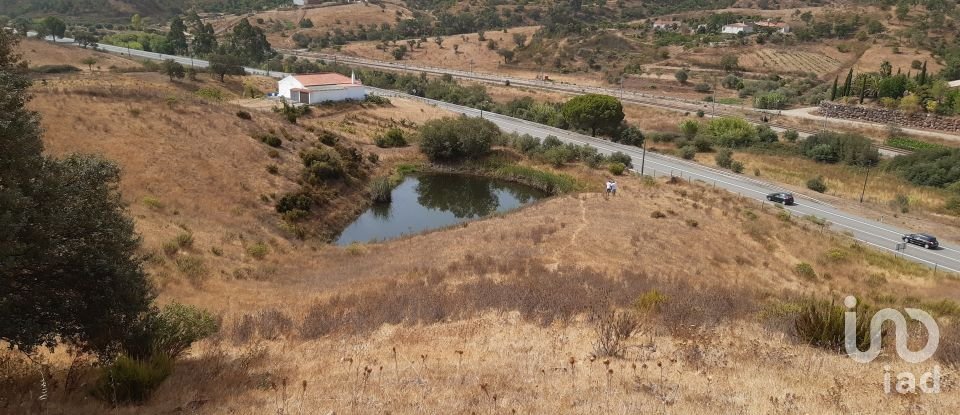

left=794, top=297, right=871, bottom=352
left=806, top=176, right=828, bottom=193
left=799, top=132, right=878, bottom=166
left=756, top=125, right=778, bottom=143
left=31, top=64, right=80, bottom=73
left=730, top=160, right=744, bottom=173
left=692, top=136, right=713, bottom=152
left=696, top=110, right=705, bottom=117
left=679, top=119, right=699, bottom=139
left=608, top=151, right=632, bottom=168
left=275, top=192, right=313, bottom=214
left=236, top=110, right=252, bottom=120
left=369, top=177, right=393, bottom=203
left=794, top=263, right=817, bottom=280
left=694, top=83, right=712, bottom=93
left=707, top=117, right=757, bottom=147
left=887, top=148, right=960, bottom=188
left=608, top=162, right=626, bottom=175
left=419, top=116, right=500, bottom=161
left=593, top=311, right=639, bottom=357
left=782, top=130, right=799, bottom=142
left=374, top=128, right=408, bottom=148
left=679, top=145, right=696, bottom=160
left=247, top=242, right=269, bottom=260
left=715, top=148, right=734, bottom=168
left=753, top=92, right=787, bottom=109
left=256, top=133, right=282, bottom=148
left=195, top=87, right=224, bottom=101
left=93, top=354, right=173, bottom=404
left=300, top=148, right=345, bottom=182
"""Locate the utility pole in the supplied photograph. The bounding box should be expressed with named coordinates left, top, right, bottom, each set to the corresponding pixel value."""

left=640, top=138, right=647, bottom=176
left=860, top=164, right=870, bottom=203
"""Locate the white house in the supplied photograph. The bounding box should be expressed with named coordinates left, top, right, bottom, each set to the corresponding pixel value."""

left=754, top=20, right=790, bottom=34
left=652, top=19, right=679, bottom=31
left=277, top=72, right=366, bottom=104
left=721, top=23, right=754, bottom=35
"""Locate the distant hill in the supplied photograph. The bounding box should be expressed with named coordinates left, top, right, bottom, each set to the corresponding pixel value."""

left=0, top=0, right=288, bottom=21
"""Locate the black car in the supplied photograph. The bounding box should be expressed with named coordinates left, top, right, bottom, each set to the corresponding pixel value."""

left=903, top=233, right=939, bottom=249
left=766, top=192, right=795, bottom=205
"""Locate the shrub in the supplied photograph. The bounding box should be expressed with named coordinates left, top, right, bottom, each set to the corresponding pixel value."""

left=236, top=110, right=252, bottom=120
left=593, top=311, right=639, bottom=357
left=247, top=242, right=269, bottom=260
left=634, top=290, right=667, bottom=312
left=692, top=136, right=713, bottom=152
left=694, top=83, right=712, bottom=93
left=142, top=196, right=163, bottom=210
left=806, top=176, right=828, bottom=193
left=679, top=145, right=696, bottom=160
left=696, top=110, right=705, bottom=117
left=608, top=162, right=626, bottom=175
left=715, top=148, right=734, bottom=168
left=794, top=263, right=817, bottom=280
left=893, top=194, right=910, bottom=213
left=650, top=210, right=666, bottom=218
left=794, top=297, right=871, bottom=352
left=730, top=160, right=744, bottom=173
left=162, top=241, right=179, bottom=257
left=608, top=151, right=632, bottom=168
left=782, top=129, right=799, bottom=142
left=195, top=87, right=224, bottom=101
left=369, top=177, right=393, bottom=203
left=679, top=119, right=699, bottom=139
left=175, top=232, right=193, bottom=249
left=256, top=133, right=282, bottom=148
left=756, top=125, right=778, bottom=143
left=93, top=354, right=173, bottom=404
left=753, top=92, right=787, bottom=109
left=419, top=116, right=500, bottom=161
left=275, top=192, right=313, bottom=214
left=266, top=164, right=279, bottom=174
left=148, top=303, right=219, bottom=359
left=31, top=64, right=81, bottom=74
left=543, top=146, right=574, bottom=167
left=175, top=256, right=205, bottom=281
left=799, top=132, right=878, bottom=166
left=707, top=117, right=757, bottom=147
left=374, top=128, right=408, bottom=148
left=300, top=148, right=345, bottom=182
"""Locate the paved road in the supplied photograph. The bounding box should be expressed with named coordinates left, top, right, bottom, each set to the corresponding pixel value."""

left=44, top=36, right=960, bottom=273
left=283, top=50, right=912, bottom=157
left=369, top=86, right=960, bottom=274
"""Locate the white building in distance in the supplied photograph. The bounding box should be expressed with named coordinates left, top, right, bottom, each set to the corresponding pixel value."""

left=277, top=72, right=366, bottom=104
left=721, top=23, right=754, bottom=35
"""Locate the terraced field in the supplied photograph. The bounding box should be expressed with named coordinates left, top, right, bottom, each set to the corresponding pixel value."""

left=742, top=48, right=843, bottom=76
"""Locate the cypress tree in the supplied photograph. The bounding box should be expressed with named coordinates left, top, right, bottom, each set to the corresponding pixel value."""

left=842, top=68, right=854, bottom=97
left=830, top=76, right=839, bottom=101
left=919, top=61, right=927, bottom=85
left=859, top=76, right=867, bottom=104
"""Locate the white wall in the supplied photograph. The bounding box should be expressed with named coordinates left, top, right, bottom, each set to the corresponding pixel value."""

left=278, top=76, right=303, bottom=99
left=307, top=86, right=366, bottom=104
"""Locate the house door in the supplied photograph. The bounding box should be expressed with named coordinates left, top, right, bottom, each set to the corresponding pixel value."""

left=299, top=91, right=309, bottom=104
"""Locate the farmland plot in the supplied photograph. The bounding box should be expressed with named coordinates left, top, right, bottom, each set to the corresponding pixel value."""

left=742, top=49, right=842, bottom=76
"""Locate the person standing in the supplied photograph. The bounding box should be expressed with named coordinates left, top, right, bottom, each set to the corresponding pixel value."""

left=611, top=180, right=618, bottom=196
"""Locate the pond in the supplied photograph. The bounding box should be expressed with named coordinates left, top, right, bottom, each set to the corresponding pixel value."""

left=335, top=173, right=548, bottom=245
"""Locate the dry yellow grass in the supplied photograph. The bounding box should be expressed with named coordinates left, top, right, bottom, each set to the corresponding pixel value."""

left=853, top=43, right=943, bottom=74
left=16, top=38, right=141, bottom=71
left=6, top=58, right=960, bottom=413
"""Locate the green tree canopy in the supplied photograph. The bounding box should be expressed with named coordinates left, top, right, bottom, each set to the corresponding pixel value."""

left=0, top=31, right=153, bottom=357
left=419, top=116, right=500, bottom=161
left=561, top=94, right=624, bottom=137
left=167, top=16, right=189, bottom=55
left=208, top=54, right=245, bottom=82
left=225, top=18, right=272, bottom=64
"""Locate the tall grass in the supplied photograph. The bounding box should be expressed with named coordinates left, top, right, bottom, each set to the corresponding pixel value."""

left=491, top=164, right=581, bottom=194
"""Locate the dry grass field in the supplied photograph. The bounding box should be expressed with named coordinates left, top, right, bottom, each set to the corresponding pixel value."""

left=5, top=45, right=960, bottom=414
left=16, top=38, right=141, bottom=71
left=853, top=43, right=943, bottom=74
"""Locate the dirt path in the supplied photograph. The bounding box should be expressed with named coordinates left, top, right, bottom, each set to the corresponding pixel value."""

left=546, top=195, right=590, bottom=270
left=782, top=107, right=960, bottom=143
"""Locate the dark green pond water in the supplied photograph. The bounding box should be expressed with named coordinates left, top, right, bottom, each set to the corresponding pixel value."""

left=335, top=174, right=548, bottom=245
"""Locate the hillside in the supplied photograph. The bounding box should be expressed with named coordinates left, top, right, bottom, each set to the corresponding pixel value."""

left=0, top=0, right=286, bottom=20
left=2, top=43, right=960, bottom=413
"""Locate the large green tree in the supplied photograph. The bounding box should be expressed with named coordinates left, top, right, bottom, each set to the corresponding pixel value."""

left=561, top=94, right=624, bottom=137
left=0, top=31, right=153, bottom=357
left=167, top=16, right=189, bottom=55
left=226, top=18, right=272, bottom=64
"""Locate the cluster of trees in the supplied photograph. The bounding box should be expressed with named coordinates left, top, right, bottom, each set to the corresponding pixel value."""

left=798, top=132, right=880, bottom=166
left=887, top=148, right=960, bottom=189
left=0, top=31, right=215, bottom=403
left=831, top=61, right=960, bottom=116
left=0, top=0, right=286, bottom=18
left=98, top=14, right=271, bottom=66
left=419, top=116, right=500, bottom=161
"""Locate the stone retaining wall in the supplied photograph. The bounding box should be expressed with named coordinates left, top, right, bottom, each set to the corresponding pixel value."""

left=818, top=101, right=960, bottom=133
